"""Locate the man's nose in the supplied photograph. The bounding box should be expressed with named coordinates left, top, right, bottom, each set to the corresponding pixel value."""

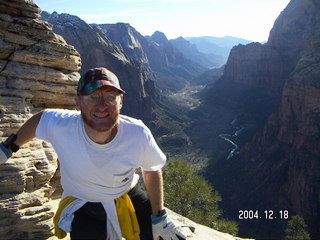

left=96, top=97, right=108, bottom=108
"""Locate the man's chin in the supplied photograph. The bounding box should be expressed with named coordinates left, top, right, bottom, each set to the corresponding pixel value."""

left=82, top=113, right=118, bottom=133
left=93, top=125, right=114, bottom=133
left=85, top=120, right=115, bottom=132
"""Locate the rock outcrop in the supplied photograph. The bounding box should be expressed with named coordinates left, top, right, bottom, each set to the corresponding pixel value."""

left=0, top=0, right=81, bottom=239
left=168, top=209, right=252, bottom=240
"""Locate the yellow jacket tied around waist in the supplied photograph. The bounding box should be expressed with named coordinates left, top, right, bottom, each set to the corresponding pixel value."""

left=53, top=193, right=140, bottom=240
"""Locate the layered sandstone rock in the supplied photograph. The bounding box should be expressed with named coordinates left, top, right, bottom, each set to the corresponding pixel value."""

left=0, top=0, right=80, bottom=239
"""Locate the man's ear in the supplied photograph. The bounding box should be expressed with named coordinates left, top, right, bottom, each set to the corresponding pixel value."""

left=75, top=95, right=81, bottom=110
left=119, top=94, right=123, bottom=109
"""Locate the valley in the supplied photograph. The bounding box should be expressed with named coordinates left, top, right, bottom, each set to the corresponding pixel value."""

left=165, top=83, right=205, bottom=110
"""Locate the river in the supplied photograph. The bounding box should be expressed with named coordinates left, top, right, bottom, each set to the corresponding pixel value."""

left=219, top=117, right=246, bottom=160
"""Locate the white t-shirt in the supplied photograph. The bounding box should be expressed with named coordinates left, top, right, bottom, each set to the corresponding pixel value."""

left=36, top=109, right=166, bottom=202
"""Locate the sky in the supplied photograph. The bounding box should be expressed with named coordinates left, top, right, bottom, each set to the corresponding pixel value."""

left=34, top=0, right=291, bottom=42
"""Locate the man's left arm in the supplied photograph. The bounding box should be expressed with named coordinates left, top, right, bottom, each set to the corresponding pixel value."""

left=142, top=170, right=190, bottom=240
left=142, top=170, right=164, bottom=215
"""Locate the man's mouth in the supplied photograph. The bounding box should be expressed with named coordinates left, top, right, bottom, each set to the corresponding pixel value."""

left=93, top=113, right=110, bottom=119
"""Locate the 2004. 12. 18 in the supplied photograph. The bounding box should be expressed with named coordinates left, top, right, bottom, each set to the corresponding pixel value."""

left=238, top=210, right=289, bottom=220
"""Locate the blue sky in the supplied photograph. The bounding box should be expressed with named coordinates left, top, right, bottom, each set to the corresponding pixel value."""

left=34, top=0, right=291, bottom=42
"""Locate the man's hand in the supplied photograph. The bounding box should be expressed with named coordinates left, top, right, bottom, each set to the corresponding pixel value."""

left=0, top=142, right=12, bottom=164
left=0, top=111, right=43, bottom=165
left=152, top=213, right=189, bottom=240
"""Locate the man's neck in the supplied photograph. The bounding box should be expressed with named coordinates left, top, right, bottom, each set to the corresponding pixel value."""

left=84, top=124, right=118, bottom=144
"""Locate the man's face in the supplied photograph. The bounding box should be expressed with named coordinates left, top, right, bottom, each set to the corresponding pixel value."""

left=76, top=87, right=123, bottom=133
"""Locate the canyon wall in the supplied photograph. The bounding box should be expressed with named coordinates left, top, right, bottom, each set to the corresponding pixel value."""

left=0, top=0, right=80, bottom=239
left=193, top=0, right=320, bottom=239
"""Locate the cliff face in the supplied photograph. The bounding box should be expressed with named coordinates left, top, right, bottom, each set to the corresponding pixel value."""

left=96, top=23, right=149, bottom=66
left=268, top=0, right=318, bottom=56
left=147, top=31, right=206, bottom=85
left=223, top=42, right=285, bottom=95
left=192, top=0, right=320, bottom=239
left=241, top=0, right=320, bottom=236
left=238, top=19, right=320, bottom=237
left=0, top=0, right=81, bottom=239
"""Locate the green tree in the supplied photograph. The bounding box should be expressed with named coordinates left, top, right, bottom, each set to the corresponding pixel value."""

left=285, top=215, right=310, bottom=240
left=163, top=158, right=238, bottom=235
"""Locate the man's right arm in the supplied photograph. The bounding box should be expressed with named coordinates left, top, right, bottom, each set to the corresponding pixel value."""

left=0, top=111, right=43, bottom=163
left=14, top=111, right=43, bottom=147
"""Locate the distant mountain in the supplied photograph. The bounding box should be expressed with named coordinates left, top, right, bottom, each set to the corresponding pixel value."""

left=170, top=37, right=225, bottom=68
left=186, top=36, right=252, bottom=63
left=149, top=30, right=168, bottom=46
left=96, top=25, right=206, bottom=92
left=145, top=31, right=206, bottom=91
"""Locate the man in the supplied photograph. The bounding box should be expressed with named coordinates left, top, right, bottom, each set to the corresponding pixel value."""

left=0, top=67, right=190, bottom=240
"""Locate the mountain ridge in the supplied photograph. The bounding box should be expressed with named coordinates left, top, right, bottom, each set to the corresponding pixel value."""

left=185, top=35, right=252, bottom=63
left=170, top=36, right=225, bottom=68
left=93, top=23, right=207, bottom=92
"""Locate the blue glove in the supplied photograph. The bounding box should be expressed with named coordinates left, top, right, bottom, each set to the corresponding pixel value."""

left=151, top=213, right=188, bottom=240
left=0, top=142, right=12, bottom=164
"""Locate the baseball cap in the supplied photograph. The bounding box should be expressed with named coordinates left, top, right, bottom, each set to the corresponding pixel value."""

left=77, top=67, right=125, bottom=95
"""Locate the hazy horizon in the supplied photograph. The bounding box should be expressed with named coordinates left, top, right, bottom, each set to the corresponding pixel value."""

left=35, top=0, right=291, bottom=42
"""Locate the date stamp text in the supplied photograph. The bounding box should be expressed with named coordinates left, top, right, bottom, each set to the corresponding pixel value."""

left=238, top=210, right=289, bottom=220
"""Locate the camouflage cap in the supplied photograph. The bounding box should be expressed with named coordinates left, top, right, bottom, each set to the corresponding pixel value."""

left=77, top=67, right=125, bottom=95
